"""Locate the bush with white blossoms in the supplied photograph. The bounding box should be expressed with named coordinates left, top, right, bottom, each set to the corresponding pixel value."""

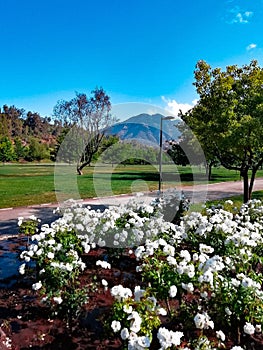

left=18, top=197, right=263, bottom=348
left=18, top=196, right=181, bottom=323
left=131, top=199, right=263, bottom=348
left=54, top=196, right=181, bottom=249
left=110, top=286, right=162, bottom=349
left=18, top=216, right=88, bottom=323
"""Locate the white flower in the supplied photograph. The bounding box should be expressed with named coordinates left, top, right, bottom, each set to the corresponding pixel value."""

left=194, top=312, right=213, bottom=330
left=163, top=244, right=175, bottom=256
left=181, top=282, right=194, bottom=293
left=157, top=307, right=167, bottom=316
left=157, top=327, right=184, bottom=349
left=230, top=347, right=245, bottom=350
left=134, top=286, right=145, bottom=301
left=111, top=285, right=132, bottom=301
left=180, top=250, right=191, bottom=262
left=194, top=313, right=206, bottom=329
left=216, top=330, right=225, bottom=341
left=199, top=270, right=214, bottom=286
left=225, top=307, right=232, bottom=316
left=166, top=256, right=177, bottom=266
left=199, top=243, right=214, bottom=254
left=19, top=263, right=26, bottom=275
left=243, top=322, right=255, bottom=335
left=255, top=324, right=261, bottom=333
left=17, top=217, right=24, bottom=226
left=96, top=260, right=111, bottom=269
left=137, top=335, right=151, bottom=348
left=101, top=279, right=108, bottom=287
left=32, top=281, right=42, bottom=291
left=47, top=239, right=55, bottom=245
left=120, top=328, right=129, bottom=340
left=111, top=320, right=121, bottom=333
left=47, top=251, right=54, bottom=259
left=53, top=296, right=63, bottom=304
left=200, top=291, right=208, bottom=299
left=169, top=285, right=177, bottom=298
left=123, top=305, right=133, bottom=314
left=127, top=311, right=142, bottom=333
left=36, top=248, right=43, bottom=256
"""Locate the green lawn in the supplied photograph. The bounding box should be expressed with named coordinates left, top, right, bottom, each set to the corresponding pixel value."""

left=189, top=190, right=263, bottom=213
left=1, top=163, right=263, bottom=208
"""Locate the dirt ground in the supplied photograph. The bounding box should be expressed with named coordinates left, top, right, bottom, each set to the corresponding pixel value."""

left=1, top=237, right=263, bottom=349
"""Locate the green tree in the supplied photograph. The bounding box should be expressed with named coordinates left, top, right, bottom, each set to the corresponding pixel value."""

left=167, top=142, right=189, bottom=166
left=25, top=138, right=49, bottom=162
left=92, top=135, right=119, bottom=163
left=50, top=127, right=72, bottom=163
left=0, top=136, right=14, bottom=163
left=181, top=60, right=263, bottom=202
left=13, top=137, right=26, bottom=160
left=53, top=88, right=116, bottom=175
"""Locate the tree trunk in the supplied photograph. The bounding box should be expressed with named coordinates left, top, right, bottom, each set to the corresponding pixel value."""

left=242, top=169, right=249, bottom=203
left=205, top=162, right=212, bottom=181
left=77, top=166, right=83, bottom=175
left=77, top=161, right=90, bottom=175
left=77, top=161, right=91, bottom=175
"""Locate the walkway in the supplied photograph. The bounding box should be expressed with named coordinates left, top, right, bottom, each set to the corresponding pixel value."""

left=1, top=178, right=263, bottom=238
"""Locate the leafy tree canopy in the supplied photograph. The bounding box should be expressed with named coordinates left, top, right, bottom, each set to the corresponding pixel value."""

left=180, top=59, right=263, bottom=202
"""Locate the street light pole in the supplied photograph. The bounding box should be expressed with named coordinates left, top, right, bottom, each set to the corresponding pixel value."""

left=158, top=116, right=174, bottom=194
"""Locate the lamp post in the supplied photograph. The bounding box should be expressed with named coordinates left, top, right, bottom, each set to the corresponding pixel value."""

left=158, top=115, right=175, bottom=193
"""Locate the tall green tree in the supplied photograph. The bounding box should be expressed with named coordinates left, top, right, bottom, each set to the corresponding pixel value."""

left=13, top=137, right=26, bottom=160
left=53, top=88, right=116, bottom=174
left=181, top=60, right=263, bottom=202
left=0, top=136, right=14, bottom=163
left=25, top=138, right=49, bottom=162
left=167, top=141, right=189, bottom=167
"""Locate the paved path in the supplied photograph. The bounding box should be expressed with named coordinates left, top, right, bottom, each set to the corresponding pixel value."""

left=1, top=178, right=263, bottom=238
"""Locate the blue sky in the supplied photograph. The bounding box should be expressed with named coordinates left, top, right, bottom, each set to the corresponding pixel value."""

left=1, top=0, right=263, bottom=120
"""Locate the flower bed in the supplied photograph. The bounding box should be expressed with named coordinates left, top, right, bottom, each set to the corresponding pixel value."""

left=2, top=194, right=263, bottom=349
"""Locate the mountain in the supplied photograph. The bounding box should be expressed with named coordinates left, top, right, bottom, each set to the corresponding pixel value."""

left=105, top=113, right=181, bottom=146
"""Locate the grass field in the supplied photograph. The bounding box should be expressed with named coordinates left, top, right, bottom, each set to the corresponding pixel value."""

left=1, top=163, right=263, bottom=208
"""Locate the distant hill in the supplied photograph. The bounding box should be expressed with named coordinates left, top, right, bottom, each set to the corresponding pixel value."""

left=105, top=113, right=181, bottom=146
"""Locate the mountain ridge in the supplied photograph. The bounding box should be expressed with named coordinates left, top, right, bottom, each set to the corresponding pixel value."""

left=105, top=113, right=181, bottom=146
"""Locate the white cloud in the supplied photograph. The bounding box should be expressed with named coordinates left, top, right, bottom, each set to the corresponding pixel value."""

left=161, top=96, right=197, bottom=117
left=246, top=43, right=257, bottom=51
left=231, top=10, right=253, bottom=23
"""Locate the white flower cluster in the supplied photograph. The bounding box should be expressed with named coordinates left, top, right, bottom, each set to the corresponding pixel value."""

left=132, top=199, right=263, bottom=347
left=18, top=197, right=263, bottom=348
left=110, top=284, right=171, bottom=349
left=54, top=198, right=178, bottom=249
left=194, top=312, right=214, bottom=330
left=157, top=327, right=184, bottom=349
left=20, top=225, right=86, bottom=278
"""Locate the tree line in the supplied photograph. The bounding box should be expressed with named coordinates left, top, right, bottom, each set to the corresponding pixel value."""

left=0, top=90, right=169, bottom=165
left=0, top=105, right=64, bottom=162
